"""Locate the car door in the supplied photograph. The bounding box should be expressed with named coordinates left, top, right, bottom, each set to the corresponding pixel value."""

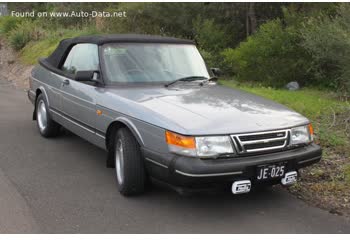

left=59, top=43, right=100, bottom=138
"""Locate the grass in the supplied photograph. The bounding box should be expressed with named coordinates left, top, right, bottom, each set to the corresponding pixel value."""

left=20, top=28, right=102, bottom=65
left=20, top=38, right=60, bottom=64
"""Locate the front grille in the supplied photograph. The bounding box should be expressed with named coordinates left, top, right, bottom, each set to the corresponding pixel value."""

left=231, top=130, right=289, bottom=154
left=244, top=140, right=286, bottom=150
left=239, top=132, right=286, bottom=141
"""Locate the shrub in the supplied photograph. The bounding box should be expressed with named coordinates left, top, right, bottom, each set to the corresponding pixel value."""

left=193, top=17, right=229, bottom=53
left=222, top=19, right=312, bottom=87
left=9, top=30, right=31, bottom=51
left=8, top=21, right=33, bottom=50
left=300, top=3, right=350, bottom=95
left=193, top=17, right=230, bottom=70
left=8, top=20, right=47, bottom=51
left=0, top=16, right=22, bottom=35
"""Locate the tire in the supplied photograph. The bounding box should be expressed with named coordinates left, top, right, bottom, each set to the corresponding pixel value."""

left=35, top=93, right=60, bottom=138
left=113, top=127, right=146, bottom=196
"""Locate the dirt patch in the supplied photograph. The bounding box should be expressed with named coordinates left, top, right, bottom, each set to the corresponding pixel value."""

left=289, top=149, right=350, bottom=217
left=0, top=38, right=33, bottom=90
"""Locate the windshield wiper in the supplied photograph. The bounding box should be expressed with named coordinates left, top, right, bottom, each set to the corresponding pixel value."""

left=164, top=76, right=208, bottom=88
left=199, top=76, right=218, bottom=86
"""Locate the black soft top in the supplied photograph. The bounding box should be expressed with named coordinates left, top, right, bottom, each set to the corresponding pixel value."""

left=40, top=34, right=195, bottom=71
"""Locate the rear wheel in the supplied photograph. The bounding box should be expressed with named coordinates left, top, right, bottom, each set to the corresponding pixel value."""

left=36, top=94, right=60, bottom=138
left=113, top=128, right=146, bottom=196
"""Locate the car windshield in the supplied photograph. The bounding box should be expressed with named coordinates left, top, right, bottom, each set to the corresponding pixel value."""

left=101, top=43, right=210, bottom=84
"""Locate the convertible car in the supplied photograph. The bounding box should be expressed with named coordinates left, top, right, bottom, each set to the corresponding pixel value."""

left=27, top=34, right=322, bottom=196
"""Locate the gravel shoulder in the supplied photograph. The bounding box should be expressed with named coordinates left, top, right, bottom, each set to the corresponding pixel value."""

left=290, top=150, right=350, bottom=217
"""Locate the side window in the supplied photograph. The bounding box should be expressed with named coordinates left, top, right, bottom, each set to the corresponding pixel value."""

left=61, top=44, right=99, bottom=75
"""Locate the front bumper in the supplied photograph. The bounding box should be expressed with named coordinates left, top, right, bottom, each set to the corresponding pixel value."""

left=142, top=143, right=322, bottom=190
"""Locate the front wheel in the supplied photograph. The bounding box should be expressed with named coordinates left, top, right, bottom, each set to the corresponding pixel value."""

left=113, top=128, right=146, bottom=196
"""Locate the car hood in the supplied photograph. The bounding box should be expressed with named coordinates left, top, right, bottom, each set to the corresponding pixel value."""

left=102, top=83, right=309, bottom=135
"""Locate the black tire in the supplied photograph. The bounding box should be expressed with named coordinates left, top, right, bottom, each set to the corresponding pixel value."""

left=113, top=128, right=146, bottom=196
left=35, top=93, right=60, bottom=138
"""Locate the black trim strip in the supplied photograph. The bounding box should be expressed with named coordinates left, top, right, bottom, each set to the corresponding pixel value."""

left=50, top=107, right=105, bottom=137
left=175, top=170, right=243, bottom=178
left=145, top=158, right=168, bottom=169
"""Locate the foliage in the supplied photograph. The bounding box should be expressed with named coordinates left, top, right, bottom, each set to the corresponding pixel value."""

left=2, top=2, right=350, bottom=95
left=193, top=17, right=230, bottom=69
left=8, top=30, right=30, bottom=51
left=102, top=2, right=203, bottom=37
left=7, top=20, right=46, bottom=50
left=193, top=17, right=229, bottom=53
left=222, top=19, right=312, bottom=87
left=0, top=16, right=22, bottom=34
left=300, top=3, right=350, bottom=95
left=221, top=3, right=350, bottom=95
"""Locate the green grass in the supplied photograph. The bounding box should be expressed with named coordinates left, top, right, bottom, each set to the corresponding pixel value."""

left=20, top=27, right=102, bottom=65
left=220, top=79, right=350, bottom=152
left=20, top=38, right=59, bottom=64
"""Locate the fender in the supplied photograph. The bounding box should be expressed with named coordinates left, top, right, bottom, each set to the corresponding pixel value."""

left=31, top=75, right=50, bottom=107
left=114, top=116, right=145, bottom=146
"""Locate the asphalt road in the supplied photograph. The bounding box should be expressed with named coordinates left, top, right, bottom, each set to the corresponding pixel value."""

left=0, top=79, right=349, bottom=233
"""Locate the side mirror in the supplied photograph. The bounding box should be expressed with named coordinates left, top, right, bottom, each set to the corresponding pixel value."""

left=75, top=70, right=99, bottom=82
left=210, top=68, right=222, bottom=77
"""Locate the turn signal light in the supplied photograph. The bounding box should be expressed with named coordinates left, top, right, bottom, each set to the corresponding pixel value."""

left=165, top=131, right=196, bottom=149
left=308, top=123, right=314, bottom=136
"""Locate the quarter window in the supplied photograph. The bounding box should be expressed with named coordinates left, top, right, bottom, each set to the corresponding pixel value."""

left=61, top=44, right=99, bottom=75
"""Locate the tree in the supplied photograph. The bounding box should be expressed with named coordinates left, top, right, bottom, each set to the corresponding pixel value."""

left=246, top=2, right=257, bottom=36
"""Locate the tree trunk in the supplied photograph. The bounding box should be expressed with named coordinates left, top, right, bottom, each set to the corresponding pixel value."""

left=246, top=2, right=257, bottom=37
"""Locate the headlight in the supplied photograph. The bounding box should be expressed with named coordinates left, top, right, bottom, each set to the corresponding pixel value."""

left=165, top=131, right=234, bottom=158
left=196, top=136, right=234, bottom=158
left=290, top=124, right=313, bottom=145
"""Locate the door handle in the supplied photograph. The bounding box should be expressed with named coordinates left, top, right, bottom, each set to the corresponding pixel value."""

left=62, top=79, right=70, bottom=86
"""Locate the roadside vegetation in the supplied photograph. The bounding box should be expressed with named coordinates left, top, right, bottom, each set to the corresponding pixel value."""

left=0, top=2, right=349, bottom=215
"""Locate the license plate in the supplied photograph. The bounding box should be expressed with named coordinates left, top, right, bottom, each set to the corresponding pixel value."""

left=256, top=163, right=286, bottom=181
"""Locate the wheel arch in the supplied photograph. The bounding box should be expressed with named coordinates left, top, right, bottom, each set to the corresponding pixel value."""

left=105, top=117, right=145, bottom=152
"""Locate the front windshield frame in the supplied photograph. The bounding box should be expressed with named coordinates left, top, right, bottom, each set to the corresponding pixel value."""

left=100, top=43, right=211, bottom=86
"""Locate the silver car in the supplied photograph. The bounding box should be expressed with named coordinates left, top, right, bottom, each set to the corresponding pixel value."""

left=28, top=34, right=322, bottom=196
